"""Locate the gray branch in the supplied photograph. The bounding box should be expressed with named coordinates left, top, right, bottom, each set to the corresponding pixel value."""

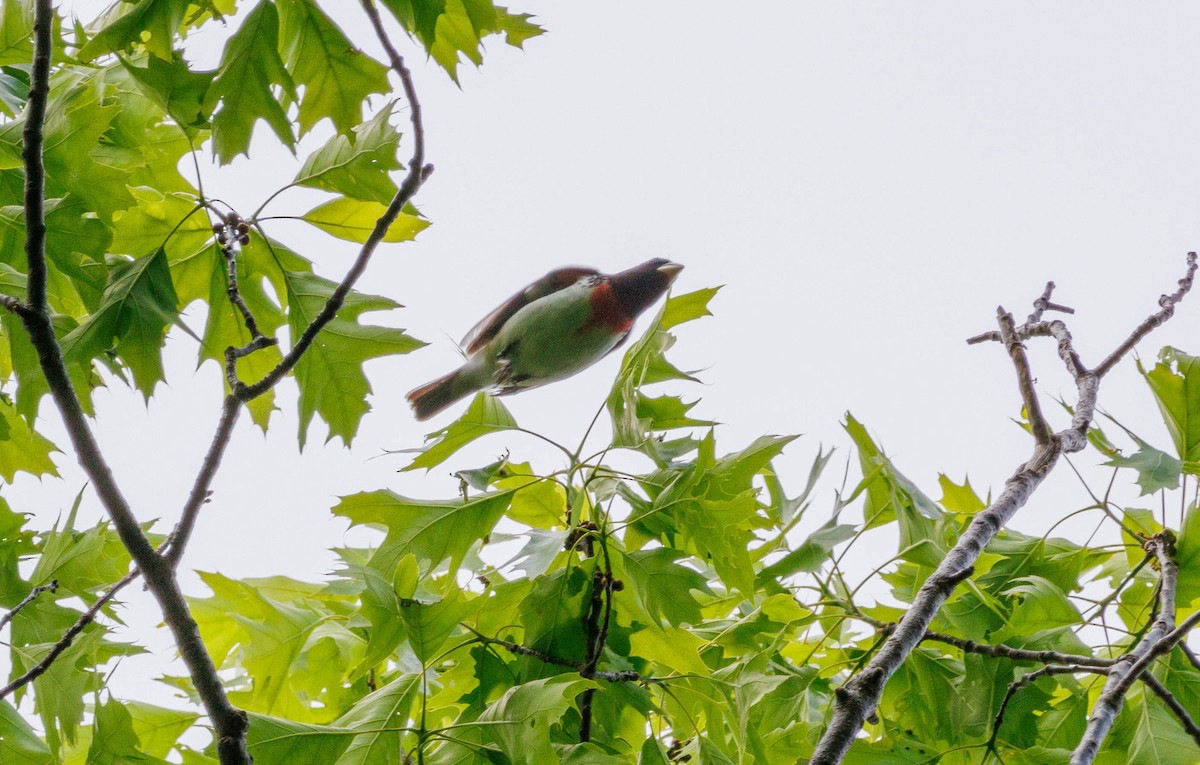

left=808, top=253, right=1196, bottom=765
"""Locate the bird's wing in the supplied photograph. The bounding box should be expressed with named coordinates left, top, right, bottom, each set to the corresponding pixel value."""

left=461, top=266, right=599, bottom=356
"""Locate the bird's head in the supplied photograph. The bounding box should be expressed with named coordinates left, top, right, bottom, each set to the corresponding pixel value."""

left=608, top=258, right=684, bottom=318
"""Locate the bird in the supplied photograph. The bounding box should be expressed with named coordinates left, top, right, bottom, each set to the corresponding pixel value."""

left=407, top=258, right=684, bottom=421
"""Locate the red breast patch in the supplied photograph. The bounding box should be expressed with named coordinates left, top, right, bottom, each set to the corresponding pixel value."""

left=583, top=281, right=633, bottom=333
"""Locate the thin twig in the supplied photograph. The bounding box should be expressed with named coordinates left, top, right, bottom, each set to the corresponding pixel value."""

left=860, top=615, right=1113, bottom=668
left=0, top=569, right=138, bottom=699
left=1094, top=252, right=1197, bottom=377
left=165, top=395, right=241, bottom=568
left=238, top=0, right=432, bottom=402
left=989, top=664, right=1109, bottom=751
left=0, top=581, right=58, bottom=634
left=1139, top=672, right=1200, bottom=748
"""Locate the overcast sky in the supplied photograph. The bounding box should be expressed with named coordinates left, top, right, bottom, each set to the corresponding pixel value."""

left=11, top=1, right=1200, bottom=710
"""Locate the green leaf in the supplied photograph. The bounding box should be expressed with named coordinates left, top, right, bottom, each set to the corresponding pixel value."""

left=1001, top=576, right=1082, bottom=635
left=622, top=548, right=711, bottom=627
left=123, top=701, right=199, bottom=759
left=0, top=396, right=58, bottom=481
left=78, top=0, right=187, bottom=62
left=333, top=490, right=513, bottom=578
left=0, top=698, right=52, bottom=765
left=293, top=106, right=402, bottom=205
left=1140, top=347, right=1200, bottom=464
left=1174, top=504, right=1200, bottom=605
left=0, top=1, right=33, bottom=67
left=86, top=697, right=172, bottom=764
left=1125, top=689, right=1196, bottom=765
left=758, top=519, right=856, bottom=582
left=209, top=0, right=296, bottom=163
left=284, top=271, right=424, bottom=447
left=245, top=714, right=354, bottom=765
left=30, top=497, right=130, bottom=598
left=60, top=247, right=182, bottom=399
left=937, top=474, right=986, bottom=513
left=121, top=52, right=216, bottom=130
left=404, top=393, right=518, bottom=472
left=400, top=589, right=472, bottom=663
left=474, top=677, right=595, bottom=764
left=192, top=573, right=324, bottom=716
left=607, top=287, right=718, bottom=449
left=333, top=674, right=421, bottom=765
left=1104, top=438, right=1183, bottom=495
left=276, top=0, right=390, bottom=136
left=300, top=197, right=429, bottom=244
left=380, top=0, right=544, bottom=81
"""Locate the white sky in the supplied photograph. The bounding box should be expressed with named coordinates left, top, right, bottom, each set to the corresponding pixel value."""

left=8, top=0, right=1200, bottom=719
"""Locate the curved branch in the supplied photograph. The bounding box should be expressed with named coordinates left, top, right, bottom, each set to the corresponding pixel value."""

left=238, top=0, right=431, bottom=402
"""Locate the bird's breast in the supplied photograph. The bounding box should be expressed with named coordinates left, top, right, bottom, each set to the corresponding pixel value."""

left=580, top=281, right=634, bottom=334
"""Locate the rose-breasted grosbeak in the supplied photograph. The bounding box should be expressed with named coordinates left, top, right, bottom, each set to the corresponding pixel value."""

left=407, top=258, right=683, bottom=420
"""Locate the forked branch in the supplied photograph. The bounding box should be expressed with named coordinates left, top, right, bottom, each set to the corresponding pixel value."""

left=809, top=252, right=1196, bottom=765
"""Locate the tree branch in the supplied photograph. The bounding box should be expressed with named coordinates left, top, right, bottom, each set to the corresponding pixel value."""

left=1071, top=532, right=1181, bottom=764
left=859, top=615, right=1114, bottom=668
left=990, top=664, right=1109, bottom=751
left=165, top=395, right=241, bottom=568
left=1139, top=672, right=1200, bottom=748
left=0, top=581, right=57, bottom=634
left=0, top=570, right=138, bottom=700
left=808, top=255, right=1196, bottom=765
left=238, top=0, right=431, bottom=403
left=14, top=9, right=251, bottom=763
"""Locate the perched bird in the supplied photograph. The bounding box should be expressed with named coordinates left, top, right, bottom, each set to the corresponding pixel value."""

left=407, top=258, right=683, bottom=420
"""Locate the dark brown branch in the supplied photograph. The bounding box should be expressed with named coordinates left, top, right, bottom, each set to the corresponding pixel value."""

left=1025, top=281, right=1075, bottom=324
left=22, top=0, right=51, bottom=312
left=165, top=395, right=241, bottom=568
left=238, top=0, right=431, bottom=403
left=1139, top=672, right=1200, bottom=748
left=809, top=255, right=1196, bottom=765
left=219, top=217, right=267, bottom=341
left=0, top=581, right=57, bottom=633
left=1072, top=533, right=1182, bottom=764
left=468, top=627, right=646, bottom=684
left=990, top=664, right=1109, bottom=751
left=14, top=9, right=251, bottom=764
left=860, top=615, right=1114, bottom=669
left=0, top=569, right=138, bottom=699
left=578, top=566, right=610, bottom=742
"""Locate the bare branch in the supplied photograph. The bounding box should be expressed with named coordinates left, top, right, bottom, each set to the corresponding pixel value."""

left=1139, top=672, right=1200, bottom=748
left=0, top=581, right=57, bottom=634
left=990, top=664, right=1109, bottom=751
left=165, top=395, right=241, bottom=568
left=13, top=9, right=251, bottom=763
left=1094, top=252, right=1197, bottom=377
left=809, top=255, right=1196, bottom=765
left=1071, top=532, right=1179, bottom=764
left=998, top=306, right=1052, bottom=444
left=0, top=570, right=138, bottom=699
left=860, top=615, right=1114, bottom=668
left=239, top=0, right=432, bottom=403
left=22, top=0, right=51, bottom=312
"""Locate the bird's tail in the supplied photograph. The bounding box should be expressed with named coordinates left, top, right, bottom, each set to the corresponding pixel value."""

left=407, top=369, right=476, bottom=421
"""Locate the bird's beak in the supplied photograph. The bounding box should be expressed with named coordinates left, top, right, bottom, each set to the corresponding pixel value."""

left=657, top=262, right=684, bottom=282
